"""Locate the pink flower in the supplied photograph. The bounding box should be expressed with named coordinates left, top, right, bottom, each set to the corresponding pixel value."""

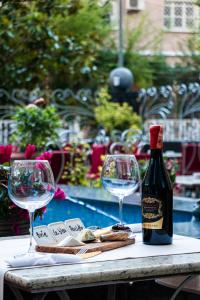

left=25, top=144, right=36, bottom=159
left=86, top=172, right=99, bottom=180
left=41, top=206, right=47, bottom=213
left=175, top=184, right=183, bottom=193
left=54, top=186, right=66, bottom=200
left=39, top=207, right=47, bottom=220
left=36, top=151, right=53, bottom=162
left=166, top=159, right=173, bottom=171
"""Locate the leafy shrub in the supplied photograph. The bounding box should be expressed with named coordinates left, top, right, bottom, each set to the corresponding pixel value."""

left=10, top=105, right=61, bottom=149
left=61, top=144, right=90, bottom=186
left=94, top=89, right=142, bottom=133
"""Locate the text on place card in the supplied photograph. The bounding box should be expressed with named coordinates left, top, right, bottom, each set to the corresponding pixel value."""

left=48, top=222, right=70, bottom=242
left=34, top=226, right=56, bottom=245
left=64, top=218, right=85, bottom=237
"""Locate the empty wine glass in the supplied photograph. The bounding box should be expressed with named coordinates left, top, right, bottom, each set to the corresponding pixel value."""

left=101, top=155, right=140, bottom=227
left=8, top=160, right=55, bottom=253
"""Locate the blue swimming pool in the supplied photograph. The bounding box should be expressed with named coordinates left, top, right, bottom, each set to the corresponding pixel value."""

left=34, top=198, right=193, bottom=228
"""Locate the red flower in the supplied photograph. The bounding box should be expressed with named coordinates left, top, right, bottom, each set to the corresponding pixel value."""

left=25, top=144, right=36, bottom=159
left=41, top=206, right=47, bottom=213
left=36, top=151, right=53, bottom=162
left=54, top=186, right=66, bottom=200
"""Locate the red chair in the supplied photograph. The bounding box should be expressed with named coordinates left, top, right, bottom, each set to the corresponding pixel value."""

left=135, top=153, right=150, bottom=161
left=181, top=143, right=200, bottom=175
left=90, top=144, right=107, bottom=174
left=0, top=145, right=12, bottom=164
left=50, top=151, right=71, bottom=184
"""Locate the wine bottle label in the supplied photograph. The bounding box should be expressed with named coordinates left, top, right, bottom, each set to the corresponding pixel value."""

left=142, top=197, right=163, bottom=229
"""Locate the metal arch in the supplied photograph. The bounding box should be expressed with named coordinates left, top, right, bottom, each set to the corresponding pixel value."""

left=11, top=89, right=30, bottom=105
left=51, top=88, right=74, bottom=102
left=56, top=290, right=71, bottom=300
left=109, top=142, right=125, bottom=154
left=0, top=88, right=96, bottom=119
left=178, top=83, right=188, bottom=119
left=139, top=88, right=148, bottom=118
left=7, top=285, right=71, bottom=300
left=7, top=286, right=25, bottom=300
left=170, top=275, right=197, bottom=300
left=121, top=129, right=142, bottom=143
left=183, top=83, right=200, bottom=118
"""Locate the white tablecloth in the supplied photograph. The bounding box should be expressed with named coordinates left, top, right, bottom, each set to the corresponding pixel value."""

left=0, top=234, right=200, bottom=300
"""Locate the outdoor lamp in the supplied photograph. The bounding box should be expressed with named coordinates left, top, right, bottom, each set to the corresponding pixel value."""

left=109, top=67, right=134, bottom=92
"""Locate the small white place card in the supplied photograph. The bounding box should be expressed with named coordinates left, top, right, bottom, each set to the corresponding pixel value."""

left=33, top=225, right=56, bottom=246
left=64, top=218, right=85, bottom=238
left=48, top=222, right=70, bottom=242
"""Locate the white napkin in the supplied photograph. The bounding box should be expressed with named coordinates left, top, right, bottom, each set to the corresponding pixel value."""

left=58, top=236, right=84, bottom=247
left=6, top=252, right=82, bottom=268
left=128, top=223, right=142, bottom=233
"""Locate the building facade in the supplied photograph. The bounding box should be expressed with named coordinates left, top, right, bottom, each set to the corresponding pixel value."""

left=111, top=0, right=199, bottom=65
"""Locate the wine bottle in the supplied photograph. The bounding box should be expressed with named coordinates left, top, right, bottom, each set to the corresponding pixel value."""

left=142, top=125, right=173, bottom=245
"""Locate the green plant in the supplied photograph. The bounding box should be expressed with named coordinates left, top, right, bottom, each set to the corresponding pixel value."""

left=139, top=158, right=178, bottom=185
left=0, top=0, right=111, bottom=94
left=0, top=0, right=172, bottom=99
left=165, top=158, right=179, bottom=185
left=61, top=144, right=90, bottom=186
left=94, top=89, right=142, bottom=133
left=10, top=105, right=61, bottom=149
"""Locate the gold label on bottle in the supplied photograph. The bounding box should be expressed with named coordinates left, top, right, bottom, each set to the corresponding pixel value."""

left=142, top=197, right=163, bottom=229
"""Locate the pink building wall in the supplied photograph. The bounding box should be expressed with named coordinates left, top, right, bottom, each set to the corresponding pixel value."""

left=118, top=0, right=198, bottom=65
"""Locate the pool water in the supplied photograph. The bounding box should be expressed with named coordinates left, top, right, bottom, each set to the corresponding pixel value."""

left=34, top=198, right=192, bottom=228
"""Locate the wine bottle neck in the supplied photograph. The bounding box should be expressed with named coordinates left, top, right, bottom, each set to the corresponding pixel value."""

left=150, top=149, right=163, bottom=159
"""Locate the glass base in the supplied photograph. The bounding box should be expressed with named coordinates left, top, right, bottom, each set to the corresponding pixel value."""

left=112, top=223, right=132, bottom=232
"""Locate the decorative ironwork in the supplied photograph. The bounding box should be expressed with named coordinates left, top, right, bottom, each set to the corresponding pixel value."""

left=0, top=88, right=96, bottom=121
left=1, top=83, right=200, bottom=122
left=0, top=83, right=200, bottom=145
left=178, top=82, right=200, bottom=119
left=138, top=85, right=174, bottom=120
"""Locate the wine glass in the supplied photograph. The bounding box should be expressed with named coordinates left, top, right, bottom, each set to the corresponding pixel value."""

left=101, top=155, right=140, bottom=227
left=8, top=160, right=55, bottom=253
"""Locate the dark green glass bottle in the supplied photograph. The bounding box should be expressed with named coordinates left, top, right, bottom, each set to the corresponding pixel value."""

left=142, top=125, right=173, bottom=245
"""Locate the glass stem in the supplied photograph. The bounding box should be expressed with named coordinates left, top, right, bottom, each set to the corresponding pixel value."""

left=118, top=196, right=124, bottom=225
left=28, top=211, right=35, bottom=253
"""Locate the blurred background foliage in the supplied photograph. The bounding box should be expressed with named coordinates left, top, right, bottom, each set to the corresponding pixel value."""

left=0, top=0, right=199, bottom=132
left=1, top=0, right=196, bottom=96
left=0, top=0, right=112, bottom=94
left=10, top=105, right=61, bottom=149
left=95, top=89, right=142, bottom=133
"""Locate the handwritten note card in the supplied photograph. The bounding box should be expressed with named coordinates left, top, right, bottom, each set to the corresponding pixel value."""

left=33, top=218, right=85, bottom=245
left=65, top=218, right=85, bottom=238
left=33, top=225, right=56, bottom=246
left=48, top=222, right=70, bottom=242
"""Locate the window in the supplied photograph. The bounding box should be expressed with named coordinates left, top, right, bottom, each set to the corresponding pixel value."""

left=164, top=1, right=199, bottom=32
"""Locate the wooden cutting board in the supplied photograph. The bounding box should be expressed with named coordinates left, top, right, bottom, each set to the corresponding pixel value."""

left=35, top=238, right=135, bottom=255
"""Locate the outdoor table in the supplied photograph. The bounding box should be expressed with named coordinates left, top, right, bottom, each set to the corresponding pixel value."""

left=163, top=151, right=182, bottom=159
left=1, top=234, right=200, bottom=300
left=176, top=175, right=200, bottom=198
